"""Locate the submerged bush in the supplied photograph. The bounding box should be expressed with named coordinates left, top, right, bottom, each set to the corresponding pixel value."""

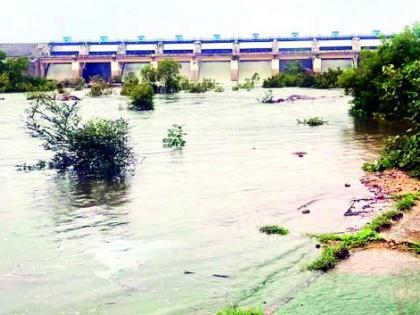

left=297, top=117, right=328, bottom=126
left=88, top=76, right=111, bottom=97
left=128, top=83, right=155, bottom=111
left=26, top=93, right=135, bottom=179
left=162, top=124, right=186, bottom=149
left=60, top=78, right=85, bottom=90
left=121, top=72, right=140, bottom=96
left=233, top=73, right=260, bottom=91
left=262, top=62, right=342, bottom=89
left=182, top=78, right=223, bottom=93
left=363, top=134, right=420, bottom=178
left=259, top=225, right=289, bottom=235
left=257, top=90, right=275, bottom=103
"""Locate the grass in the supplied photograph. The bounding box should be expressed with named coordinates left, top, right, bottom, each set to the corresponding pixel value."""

left=259, top=224, right=289, bottom=235
left=216, top=306, right=263, bottom=315
left=308, top=193, right=419, bottom=271
left=297, top=117, right=328, bottom=126
left=408, top=242, right=420, bottom=255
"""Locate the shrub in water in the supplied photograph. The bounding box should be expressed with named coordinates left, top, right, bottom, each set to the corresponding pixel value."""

left=257, top=90, right=275, bottom=103
left=128, top=83, right=155, bottom=111
left=163, top=124, right=186, bottom=149
left=259, top=224, right=289, bottom=235
left=26, top=93, right=135, bottom=179
left=297, top=117, right=328, bottom=126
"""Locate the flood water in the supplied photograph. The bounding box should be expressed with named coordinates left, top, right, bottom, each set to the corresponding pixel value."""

left=0, top=88, right=414, bottom=314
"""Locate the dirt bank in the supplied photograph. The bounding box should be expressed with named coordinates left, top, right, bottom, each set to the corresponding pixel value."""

left=337, top=169, right=420, bottom=276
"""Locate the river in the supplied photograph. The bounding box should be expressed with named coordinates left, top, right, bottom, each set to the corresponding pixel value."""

left=0, top=88, right=416, bottom=314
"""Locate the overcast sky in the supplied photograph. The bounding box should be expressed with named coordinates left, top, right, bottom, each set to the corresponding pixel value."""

left=0, top=0, right=419, bottom=43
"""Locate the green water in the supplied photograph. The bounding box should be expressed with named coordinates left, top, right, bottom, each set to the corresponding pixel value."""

left=278, top=272, right=420, bottom=315
left=0, top=88, right=417, bottom=314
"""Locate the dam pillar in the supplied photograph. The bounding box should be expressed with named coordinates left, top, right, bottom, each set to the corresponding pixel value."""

left=79, top=44, right=90, bottom=56
left=271, top=58, right=280, bottom=76
left=111, top=60, right=122, bottom=79
left=313, top=57, right=322, bottom=74
left=155, top=42, right=164, bottom=55
left=193, top=41, right=202, bottom=55
left=230, top=58, right=239, bottom=82
left=190, top=59, right=200, bottom=82
left=71, top=60, right=82, bottom=79
left=311, top=39, right=320, bottom=53
left=272, top=39, right=279, bottom=54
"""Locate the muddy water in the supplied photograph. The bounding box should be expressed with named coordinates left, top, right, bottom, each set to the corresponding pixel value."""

left=0, top=88, right=411, bottom=314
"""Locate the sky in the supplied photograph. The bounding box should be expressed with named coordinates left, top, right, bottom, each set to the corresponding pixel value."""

left=0, top=0, right=419, bottom=43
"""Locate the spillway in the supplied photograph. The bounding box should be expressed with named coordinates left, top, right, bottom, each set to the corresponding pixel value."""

left=199, top=61, right=231, bottom=82
left=238, top=61, right=272, bottom=81
left=46, top=64, right=72, bottom=81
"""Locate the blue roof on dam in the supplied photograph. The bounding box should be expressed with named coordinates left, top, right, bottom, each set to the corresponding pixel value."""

left=48, top=34, right=392, bottom=46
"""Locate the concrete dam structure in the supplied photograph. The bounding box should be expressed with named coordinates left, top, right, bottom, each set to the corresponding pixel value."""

left=26, top=34, right=385, bottom=82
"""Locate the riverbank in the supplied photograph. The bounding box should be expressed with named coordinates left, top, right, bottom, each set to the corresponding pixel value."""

left=336, top=169, right=419, bottom=276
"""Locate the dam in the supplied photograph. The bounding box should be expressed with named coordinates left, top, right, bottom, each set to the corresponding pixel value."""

left=12, top=34, right=386, bottom=82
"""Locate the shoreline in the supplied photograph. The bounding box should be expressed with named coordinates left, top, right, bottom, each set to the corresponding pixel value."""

left=335, top=169, right=420, bottom=275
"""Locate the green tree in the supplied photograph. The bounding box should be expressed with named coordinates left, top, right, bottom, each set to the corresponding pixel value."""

left=157, top=59, right=182, bottom=93
left=128, top=83, right=155, bottom=111
left=26, top=93, right=135, bottom=179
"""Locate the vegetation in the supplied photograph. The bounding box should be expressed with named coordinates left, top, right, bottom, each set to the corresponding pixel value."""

left=262, top=62, right=315, bottom=88
left=297, top=117, right=328, bottom=126
left=128, top=83, right=155, bottom=111
left=26, top=93, right=135, bottom=179
left=363, top=134, right=420, bottom=177
left=0, top=50, right=56, bottom=93
left=162, top=124, right=186, bottom=149
left=183, top=78, right=224, bottom=93
left=121, top=72, right=140, bottom=96
left=262, top=62, right=344, bottom=89
left=340, top=24, right=420, bottom=177
left=157, top=59, right=182, bottom=93
left=308, top=193, right=420, bottom=271
left=259, top=225, right=289, bottom=235
left=88, top=76, right=111, bottom=97
left=257, top=90, right=275, bottom=103
left=216, top=306, right=263, bottom=315
left=314, top=68, right=343, bottom=88
left=59, top=78, right=85, bottom=91
left=233, top=73, right=260, bottom=91
left=339, top=24, right=420, bottom=122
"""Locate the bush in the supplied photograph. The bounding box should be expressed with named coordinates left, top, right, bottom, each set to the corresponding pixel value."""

left=121, top=72, right=140, bottom=96
left=339, top=23, right=420, bottom=122
left=25, top=93, right=135, bottom=179
left=259, top=225, right=289, bottom=235
left=163, top=124, right=186, bottom=149
left=297, top=117, right=328, bottom=126
left=314, top=68, right=343, bottom=88
left=257, top=90, right=275, bottom=103
left=60, top=78, right=85, bottom=90
left=233, top=73, right=260, bottom=91
left=128, top=83, right=155, bottom=111
left=157, top=59, right=182, bottom=93
left=0, top=52, right=57, bottom=93
left=363, top=134, right=420, bottom=177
